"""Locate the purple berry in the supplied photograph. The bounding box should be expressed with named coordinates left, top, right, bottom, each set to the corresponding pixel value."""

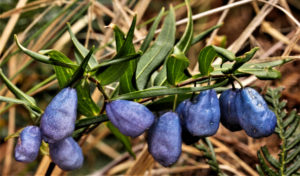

left=14, top=126, right=42, bottom=162
left=176, top=100, right=200, bottom=144
left=106, top=100, right=155, bottom=137
left=40, top=87, right=77, bottom=143
left=219, top=89, right=242, bottom=132
left=184, top=89, right=220, bottom=137
left=236, top=88, right=277, bottom=138
left=49, top=137, right=83, bottom=171
left=148, top=112, right=182, bottom=167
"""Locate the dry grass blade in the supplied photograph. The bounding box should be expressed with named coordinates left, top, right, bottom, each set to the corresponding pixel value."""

left=0, top=0, right=28, bottom=55
left=228, top=0, right=278, bottom=53
left=125, top=145, right=154, bottom=175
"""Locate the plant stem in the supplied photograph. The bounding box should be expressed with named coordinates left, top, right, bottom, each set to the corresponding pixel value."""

left=173, top=94, right=178, bottom=112
left=177, top=74, right=228, bottom=87
left=231, top=75, right=244, bottom=88
left=87, top=76, right=110, bottom=101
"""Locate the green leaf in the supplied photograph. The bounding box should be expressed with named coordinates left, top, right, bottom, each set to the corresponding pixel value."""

left=153, top=59, right=168, bottom=86
left=67, top=23, right=98, bottom=69
left=112, top=79, right=228, bottom=100
left=191, top=24, right=222, bottom=45
left=223, top=47, right=259, bottom=74
left=166, top=0, right=192, bottom=86
left=166, top=53, right=190, bottom=85
left=0, top=96, right=28, bottom=105
left=15, top=36, right=77, bottom=69
left=119, top=59, right=137, bottom=94
left=198, top=46, right=217, bottom=76
left=90, top=53, right=141, bottom=72
left=136, top=6, right=176, bottom=90
left=65, top=46, right=95, bottom=87
left=113, top=25, right=125, bottom=52
left=238, top=68, right=281, bottom=80
left=75, top=115, right=108, bottom=130
left=173, top=0, right=193, bottom=54
left=140, top=7, right=165, bottom=52
left=95, top=16, right=136, bottom=85
left=212, top=45, right=235, bottom=62
left=119, top=17, right=138, bottom=94
left=256, top=165, right=266, bottom=176
left=0, top=69, right=40, bottom=112
left=46, top=50, right=100, bottom=116
left=287, top=135, right=300, bottom=150
left=107, top=122, right=136, bottom=158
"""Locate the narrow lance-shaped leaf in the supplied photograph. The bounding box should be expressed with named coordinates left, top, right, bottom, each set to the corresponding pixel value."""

left=113, top=24, right=125, bottom=52
left=154, top=62, right=168, bottom=86
left=0, top=96, right=28, bottom=105
left=166, top=0, right=192, bottom=85
left=191, top=24, right=222, bottom=45
left=212, top=45, right=235, bottom=63
left=198, top=46, right=217, bottom=76
left=223, top=47, right=259, bottom=74
left=107, top=122, right=136, bottom=158
left=114, top=19, right=138, bottom=94
left=65, top=46, right=95, bottom=87
left=136, top=5, right=176, bottom=90
left=67, top=23, right=98, bottom=69
left=44, top=50, right=100, bottom=117
left=140, top=7, right=165, bottom=52
left=0, top=69, right=39, bottom=111
left=238, top=67, right=281, bottom=80
left=15, top=35, right=77, bottom=69
left=167, top=53, right=190, bottom=85
left=113, top=79, right=228, bottom=100
left=94, top=16, right=136, bottom=86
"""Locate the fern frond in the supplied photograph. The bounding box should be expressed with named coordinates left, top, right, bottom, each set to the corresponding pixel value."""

left=195, top=138, right=227, bottom=176
left=256, top=88, right=300, bottom=176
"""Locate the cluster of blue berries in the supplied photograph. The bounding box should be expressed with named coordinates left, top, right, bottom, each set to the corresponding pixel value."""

left=14, top=87, right=83, bottom=171
left=106, top=87, right=277, bottom=167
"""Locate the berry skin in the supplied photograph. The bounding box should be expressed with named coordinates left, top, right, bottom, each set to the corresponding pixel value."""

left=49, top=137, right=83, bottom=171
left=40, top=87, right=77, bottom=143
left=236, top=87, right=277, bottom=138
left=219, top=89, right=242, bottom=132
left=184, top=89, right=220, bottom=137
left=148, top=112, right=182, bottom=167
left=106, top=100, right=155, bottom=137
left=176, top=100, right=200, bottom=145
left=14, top=126, right=42, bottom=162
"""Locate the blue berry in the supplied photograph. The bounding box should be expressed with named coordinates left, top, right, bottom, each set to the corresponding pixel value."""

left=14, top=126, right=42, bottom=162
left=219, top=89, right=242, bottom=132
left=49, top=137, right=83, bottom=171
left=184, top=89, right=220, bottom=137
left=106, top=100, right=155, bottom=137
left=236, top=88, right=277, bottom=138
left=148, top=112, right=182, bottom=167
left=40, top=87, right=77, bottom=143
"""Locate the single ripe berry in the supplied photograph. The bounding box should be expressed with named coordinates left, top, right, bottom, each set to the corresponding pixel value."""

left=236, top=87, right=277, bottom=138
left=219, top=89, right=242, bottom=132
left=106, top=100, right=155, bottom=137
left=40, top=87, right=77, bottom=143
left=49, top=137, right=83, bottom=171
left=176, top=100, right=200, bottom=145
left=183, top=89, right=220, bottom=137
left=148, top=112, right=182, bottom=167
left=14, top=126, right=42, bottom=162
